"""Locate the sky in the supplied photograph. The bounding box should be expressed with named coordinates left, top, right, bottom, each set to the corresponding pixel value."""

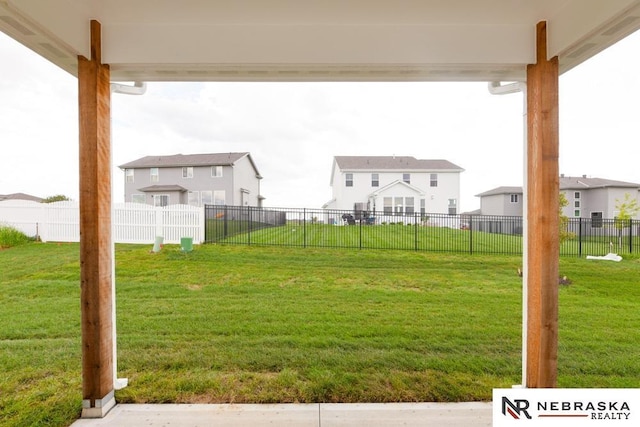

left=1, top=30, right=639, bottom=212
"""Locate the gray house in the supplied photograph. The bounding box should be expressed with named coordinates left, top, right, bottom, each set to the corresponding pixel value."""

left=119, top=153, right=263, bottom=207
left=477, top=176, right=640, bottom=220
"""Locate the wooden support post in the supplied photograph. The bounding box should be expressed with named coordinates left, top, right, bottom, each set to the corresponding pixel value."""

left=78, top=20, right=115, bottom=417
left=525, top=21, right=559, bottom=388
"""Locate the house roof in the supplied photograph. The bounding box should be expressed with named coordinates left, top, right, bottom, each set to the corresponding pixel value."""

left=0, top=192, right=42, bottom=202
left=119, top=152, right=262, bottom=178
left=120, top=153, right=249, bottom=168
left=370, top=180, right=426, bottom=197
left=334, top=156, right=463, bottom=172
left=137, top=185, right=188, bottom=193
left=1, top=1, right=640, bottom=82
left=476, top=177, right=640, bottom=197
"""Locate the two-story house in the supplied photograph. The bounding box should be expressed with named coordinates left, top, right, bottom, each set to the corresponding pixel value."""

left=323, top=156, right=464, bottom=216
left=476, top=175, right=640, bottom=220
left=119, top=152, right=263, bottom=207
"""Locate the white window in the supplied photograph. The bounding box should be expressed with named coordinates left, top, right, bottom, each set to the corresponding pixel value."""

left=150, top=168, right=159, bottom=182
left=591, top=211, right=603, bottom=228
left=214, top=190, right=226, bottom=206
left=153, top=194, right=168, bottom=207
left=574, top=209, right=581, bottom=217
left=394, top=197, right=403, bottom=215
left=420, top=199, right=426, bottom=215
left=212, top=166, right=223, bottom=177
left=574, top=191, right=581, bottom=199
left=430, top=173, right=438, bottom=187
left=345, top=173, right=353, bottom=187
left=125, top=169, right=134, bottom=183
left=383, top=197, right=392, bottom=214
left=405, top=197, right=415, bottom=214
left=403, top=173, right=410, bottom=184
left=201, top=191, right=213, bottom=205
left=131, top=194, right=145, bottom=204
left=188, top=191, right=199, bottom=206
left=182, top=167, right=193, bottom=178
left=448, top=199, right=457, bottom=215
left=371, top=173, right=379, bottom=187
left=510, top=194, right=519, bottom=203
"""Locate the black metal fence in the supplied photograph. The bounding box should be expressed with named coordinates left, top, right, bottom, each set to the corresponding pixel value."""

left=204, top=205, right=640, bottom=256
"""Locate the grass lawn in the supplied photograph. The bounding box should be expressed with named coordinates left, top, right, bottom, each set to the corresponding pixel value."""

left=1, top=243, right=639, bottom=426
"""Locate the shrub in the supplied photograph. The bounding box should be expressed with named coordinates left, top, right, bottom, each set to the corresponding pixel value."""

left=0, top=224, right=31, bottom=248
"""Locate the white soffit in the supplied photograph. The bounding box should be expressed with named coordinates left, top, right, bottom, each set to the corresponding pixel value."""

left=0, top=0, right=639, bottom=82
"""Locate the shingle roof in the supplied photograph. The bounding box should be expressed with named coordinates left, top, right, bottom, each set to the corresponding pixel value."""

left=476, top=177, right=640, bottom=197
left=119, top=153, right=250, bottom=169
left=137, top=185, right=188, bottom=192
left=334, top=156, right=463, bottom=171
left=475, top=186, right=523, bottom=197
left=0, top=193, right=43, bottom=202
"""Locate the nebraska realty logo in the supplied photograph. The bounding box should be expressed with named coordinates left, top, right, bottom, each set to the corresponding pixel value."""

left=493, top=389, right=640, bottom=426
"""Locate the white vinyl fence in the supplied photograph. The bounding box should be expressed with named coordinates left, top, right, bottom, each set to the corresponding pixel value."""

left=0, top=200, right=204, bottom=244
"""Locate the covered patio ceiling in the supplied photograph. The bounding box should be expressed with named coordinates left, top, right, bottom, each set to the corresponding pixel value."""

left=1, top=0, right=640, bottom=82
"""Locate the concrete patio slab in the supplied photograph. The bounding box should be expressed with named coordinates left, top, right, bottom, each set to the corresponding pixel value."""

left=69, top=402, right=492, bottom=426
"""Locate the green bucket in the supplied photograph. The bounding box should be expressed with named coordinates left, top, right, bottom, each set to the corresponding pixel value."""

left=180, top=237, right=193, bottom=252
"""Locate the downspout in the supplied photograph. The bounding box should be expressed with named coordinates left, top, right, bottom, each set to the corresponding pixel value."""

left=488, top=81, right=527, bottom=388
left=109, top=81, right=147, bottom=390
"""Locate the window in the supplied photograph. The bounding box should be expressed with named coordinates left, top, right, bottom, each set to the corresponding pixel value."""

left=430, top=173, right=438, bottom=187
left=153, top=194, right=168, bottom=207
left=150, top=168, right=159, bottom=182
left=131, top=194, right=145, bottom=204
left=371, top=173, right=379, bottom=187
left=125, top=169, right=134, bottom=183
left=448, top=199, right=457, bottom=215
left=405, top=197, right=415, bottom=214
left=188, top=191, right=199, bottom=206
left=574, top=200, right=580, bottom=208
left=403, top=173, right=410, bottom=184
left=182, top=167, right=193, bottom=178
left=394, top=197, right=403, bottom=215
left=213, top=190, right=226, bottom=206
left=420, top=199, right=426, bottom=216
left=201, top=191, right=213, bottom=205
left=574, top=209, right=581, bottom=217
left=510, top=194, right=519, bottom=203
left=345, top=173, right=353, bottom=187
left=591, top=211, right=603, bottom=228
left=574, top=191, right=580, bottom=199
left=212, top=166, right=223, bottom=177
left=383, top=197, right=392, bottom=214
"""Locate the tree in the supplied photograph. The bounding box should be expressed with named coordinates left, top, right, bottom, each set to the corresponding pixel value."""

left=614, top=193, right=640, bottom=250
left=558, top=192, right=574, bottom=245
left=42, top=194, right=71, bottom=203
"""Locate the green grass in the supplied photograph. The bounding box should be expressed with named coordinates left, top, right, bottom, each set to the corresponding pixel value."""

left=0, top=224, right=31, bottom=248
left=1, top=242, right=640, bottom=426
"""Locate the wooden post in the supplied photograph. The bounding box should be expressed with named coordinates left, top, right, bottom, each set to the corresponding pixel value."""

left=78, top=20, right=115, bottom=417
left=525, top=21, right=559, bottom=388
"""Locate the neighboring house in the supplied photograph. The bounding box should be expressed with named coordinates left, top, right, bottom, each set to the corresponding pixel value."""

left=119, top=153, right=263, bottom=207
left=476, top=175, right=640, bottom=220
left=323, top=156, right=464, bottom=216
left=0, top=193, right=43, bottom=202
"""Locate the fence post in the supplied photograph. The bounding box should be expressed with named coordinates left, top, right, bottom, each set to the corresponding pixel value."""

left=578, top=218, right=582, bottom=257
left=247, top=206, right=252, bottom=245
left=469, top=215, right=473, bottom=255
left=223, top=205, right=228, bottom=239
left=304, top=208, right=307, bottom=248
left=414, top=213, right=418, bottom=251
left=629, top=219, right=633, bottom=254
left=359, top=212, right=363, bottom=250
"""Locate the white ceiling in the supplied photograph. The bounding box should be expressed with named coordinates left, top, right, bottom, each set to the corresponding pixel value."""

left=1, top=0, right=639, bottom=82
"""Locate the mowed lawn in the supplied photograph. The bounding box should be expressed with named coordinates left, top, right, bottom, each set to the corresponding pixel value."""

left=1, top=243, right=639, bottom=426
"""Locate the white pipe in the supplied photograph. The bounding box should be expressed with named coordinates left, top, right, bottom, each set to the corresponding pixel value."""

left=111, top=81, right=147, bottom=95
left=109, top=80, right=146, bottom=390
left=488, top=81, right=528, bottom=388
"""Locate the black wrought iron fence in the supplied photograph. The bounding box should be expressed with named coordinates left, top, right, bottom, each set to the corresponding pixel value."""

left=204, top=205, right=639, bottom=256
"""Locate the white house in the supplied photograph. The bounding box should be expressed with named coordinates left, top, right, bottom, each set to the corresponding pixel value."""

left=324, top=156, right=464, bottom=217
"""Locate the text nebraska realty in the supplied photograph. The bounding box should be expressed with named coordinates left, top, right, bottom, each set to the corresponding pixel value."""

left=504, top=397, right=631, bottom=420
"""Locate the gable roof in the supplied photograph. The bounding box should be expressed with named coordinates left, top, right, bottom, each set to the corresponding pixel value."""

left=370, top=180, right=426, bottom=197
left=476, top=177, right=640, bottom=197
left=334, top=156, right=463, bottom=172
left=0, top=192, right=43, bottom=202
left=119, top=152, right=262, bottom=178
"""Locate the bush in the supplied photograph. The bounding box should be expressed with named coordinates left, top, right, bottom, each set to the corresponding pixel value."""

left=0, top=224, right=31, bottom=248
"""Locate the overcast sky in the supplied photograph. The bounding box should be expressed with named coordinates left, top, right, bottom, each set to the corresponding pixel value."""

left=1, top=30, right=639, bottom=211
